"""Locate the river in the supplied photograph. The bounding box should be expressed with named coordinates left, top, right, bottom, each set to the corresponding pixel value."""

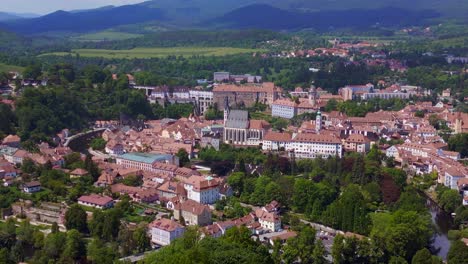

left=426, top=198, right=453, bottom=260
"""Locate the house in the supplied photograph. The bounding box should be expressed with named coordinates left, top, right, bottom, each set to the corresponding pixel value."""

left=2, top=135, right=21, bottom=148
left=105, top=140, right=125, bottom=156
left=444, top=166, right=466, bottom=190
left=385, top=145, right=399, bottom=158
left=262, top=132, right=292, bottom=151
left=149, top=218, right=185, bottom=246
left=78, top=194, right=114, bottom=209
left=70, top=168, right=89, bottom=178
left=183, top=175, right=221, bottom=204
left=255, top=209, right=281, bottom=232
left=173, top=199, right=212, bottom=226
left=343, top=134, right=371, bottom=153
left=268, top=231, right=297, bottom=246
left=23, top=181, right=41, bottom=193
left=0, top=163, right=18, bottom=178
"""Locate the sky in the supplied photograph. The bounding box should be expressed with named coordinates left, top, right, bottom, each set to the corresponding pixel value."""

left=1, top=0, right=146, bottom=15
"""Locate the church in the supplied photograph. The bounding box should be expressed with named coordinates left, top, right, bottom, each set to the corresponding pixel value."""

left=223, top=97, right=270, bottom=146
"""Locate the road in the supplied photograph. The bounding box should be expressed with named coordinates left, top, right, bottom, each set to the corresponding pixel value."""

left=88, top=147, right=110, bottom=159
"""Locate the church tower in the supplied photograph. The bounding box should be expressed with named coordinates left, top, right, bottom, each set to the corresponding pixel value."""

left=223, top=97, right=230, bottom=126
left=309, top=84, right=317, bottom=107
left=315, top=110, right=322, bottom=133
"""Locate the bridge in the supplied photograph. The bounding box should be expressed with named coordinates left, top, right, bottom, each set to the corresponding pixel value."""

left=64, top=128, right=107, bottom=152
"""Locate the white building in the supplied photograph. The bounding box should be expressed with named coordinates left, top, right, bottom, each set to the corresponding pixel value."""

left=287, top=133, right=342, bottom=159
left=255, top=209, right=281, bottom=232
left=271, top=99, right=296, bottom=119
left=149, top=218, right=185, bottom=246
left=78, top=194, right=114, bottom=209
left=184, top=176, right=221, bottom=204
left=23, top=181, right=41, bottom=193
left=189, top=90, right=214, bottom=114
left=262, top=132, right=292, bottom=151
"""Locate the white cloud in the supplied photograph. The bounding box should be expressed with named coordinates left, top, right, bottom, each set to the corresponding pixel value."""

left=1, top=0, right=146, bottom=15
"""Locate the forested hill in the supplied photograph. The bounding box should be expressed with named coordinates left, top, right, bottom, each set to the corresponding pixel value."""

left=1, top=5, right=166, bottom=35
left=207, top=4, right=440, bottom=31
left=0, top=0, right=465, bottom=35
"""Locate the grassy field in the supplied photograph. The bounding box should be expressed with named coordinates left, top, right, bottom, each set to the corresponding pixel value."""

left=71, top=31, right=143, bottom=41
left=40, top=47, right=265, bottom=59
left=0, top=63, right=24, bottom=73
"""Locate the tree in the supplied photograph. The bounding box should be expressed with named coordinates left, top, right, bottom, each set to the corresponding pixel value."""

left=117, top=225, right=135, bottom=256
left=439, top=189, right=461, bottom=213
left=447, top=240, right=468, bottom=264
left=176, top=148, right=190, bottom=167
left=332, top=234, right=345, bottom=264
left=390, top=256, right=409, bottom=264
left=133, top=225, right=150, bottom=253
left=87, top=238, right=116, bottom=264
left=43, top=232, right=66, bottom=261
left=312, top=239, right=326, bottom=264
left=411, top=248, right=433, bottom=264
left=90, top=138, right=106, bottom=151
left=23, top=64, right=42, bottom=80
left=61, top=229, right=86, bottom=264
left=65, top=204, right=88, bottom=233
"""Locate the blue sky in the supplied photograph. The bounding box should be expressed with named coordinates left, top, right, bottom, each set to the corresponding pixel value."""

left=2, top=0, right=146, bottom=15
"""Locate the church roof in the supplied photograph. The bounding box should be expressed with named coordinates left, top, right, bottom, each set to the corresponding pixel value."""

left=226, top=110, right=249, bottom=129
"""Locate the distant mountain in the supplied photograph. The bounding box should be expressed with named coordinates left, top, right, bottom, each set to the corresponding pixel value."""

left=0, top=12, right=39, bottom=21
left=140, top=0, right=467, bottom=21
left=1, top=5, right=166, bottom=34
left=0, top=12, right=21, bottom=21
left=0, top=0, right=465, bottom=35
left=207, top=4, right=440, bottom=30
left=70, top=5, right=116, bottom=13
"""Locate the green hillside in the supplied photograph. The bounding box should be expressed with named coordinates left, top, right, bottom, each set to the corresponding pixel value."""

left=39, top=47, right=265, bottom=59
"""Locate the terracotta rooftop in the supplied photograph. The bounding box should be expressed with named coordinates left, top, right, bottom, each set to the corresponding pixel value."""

left=78, top=194, right=113, bottom=206
left=263, top=132, right=292, bottom=142
left=150, top=218, right=184, bottom=232
left=293, top=133, right=341, bottom=144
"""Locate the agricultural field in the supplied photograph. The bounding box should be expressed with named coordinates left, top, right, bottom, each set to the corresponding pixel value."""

left=71, top=31, right=143, bottom=41
left=0, top=63, right=24, bottom=73
left=40, top=47, right=265, bottom=59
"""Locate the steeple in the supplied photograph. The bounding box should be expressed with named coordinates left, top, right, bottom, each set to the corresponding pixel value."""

left=315, top=110, right=322, bottom=133
left=309, top=84, right=317, bottom=107
left=223, top=97, right=230, bottom=126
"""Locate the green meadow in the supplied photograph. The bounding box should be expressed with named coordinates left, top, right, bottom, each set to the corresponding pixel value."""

left=40, top=47, right=264, bottom=59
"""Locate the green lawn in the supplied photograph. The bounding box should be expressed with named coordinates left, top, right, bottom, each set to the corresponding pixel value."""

left=0, top=63, right=24, bottom=73
left=71, top=31, right=143, bottom=41
left=39, top=47, right=265, bottom=59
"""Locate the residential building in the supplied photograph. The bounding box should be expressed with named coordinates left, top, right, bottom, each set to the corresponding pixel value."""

left=189, top=90, right=214, bottom=114
left=149, top=218, right=185, bottom=246
left=362, top=92, right=411, bottom=100
left=105, top=140, right=125, bottom=156
left=255, top=209, right=281, bottom=232
left=78, top=194, right=114, bottom=209
left=23, top=181, right=41, bottom=193
left=2, top=135, right=20, bottom=148
left=172, top=199, right=212, bottom=226
left=343, top=134, right=371, bottom=153
left=262, top=132, right=292, bottom=151
left=183, top=175, right=221, bottom=204
left=271, top=99, right=297, bottom=118
left=287, top=133, right=343, bottom=159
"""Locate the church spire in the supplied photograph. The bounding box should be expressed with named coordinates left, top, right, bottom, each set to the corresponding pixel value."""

left=223, top=97, right=230, bottom=126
